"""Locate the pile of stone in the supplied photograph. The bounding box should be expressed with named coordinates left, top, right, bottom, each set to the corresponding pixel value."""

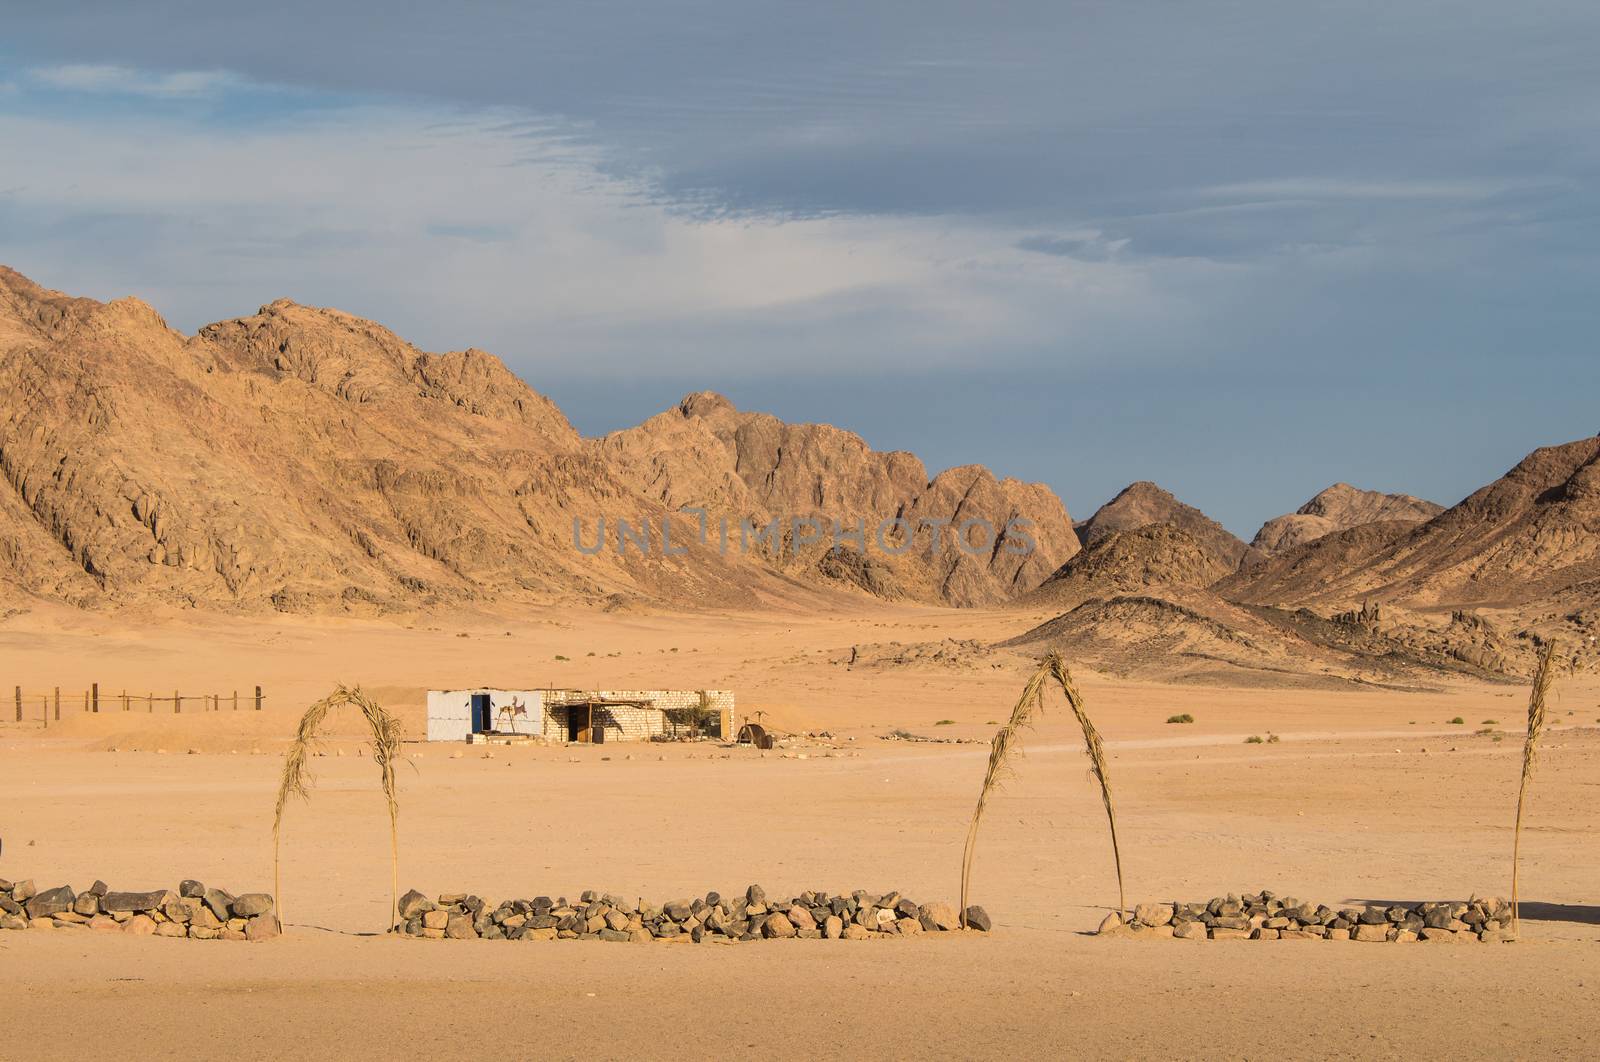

left=0, top=876, right=278, bottom=940
left=395, top=884, right=991, bottom=941
left=1104, top=890, right=1517, bottom=942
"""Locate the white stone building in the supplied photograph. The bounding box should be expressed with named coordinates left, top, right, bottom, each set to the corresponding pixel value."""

left=424, top=687, right=736, bottom=744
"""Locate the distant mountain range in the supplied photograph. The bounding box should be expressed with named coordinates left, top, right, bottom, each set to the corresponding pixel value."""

left=2, top=265, right=1595, bottom=680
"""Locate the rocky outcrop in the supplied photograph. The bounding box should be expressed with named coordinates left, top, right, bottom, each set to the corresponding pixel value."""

left=1026, top=523, right=1237, bottom=609
left=1251, top=483, right=1443, bottom=555
left=602, top=392, right=1079, bottom=605
left=1077, top=482, right=1257, bottom=570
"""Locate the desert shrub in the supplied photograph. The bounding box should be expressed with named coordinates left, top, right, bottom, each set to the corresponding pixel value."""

left=1448, top=716, right=1464, bottom=724
left=1166, top=713, right=1194, bottom=724
left=1245, top=735, right=1264, bottom=744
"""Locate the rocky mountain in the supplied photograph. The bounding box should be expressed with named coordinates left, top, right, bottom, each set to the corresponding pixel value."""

left=1251, top=483, right=1443, bottom=555
left=1024, top=523, right=1235, bottom=610
left=0, top=267, right=1077, bottom=612
left=1223, top=436, right=1600, bottom=611
left=1076, top=481, right=1258, bottom=570
left=602, top=391, right=1079, bottom=606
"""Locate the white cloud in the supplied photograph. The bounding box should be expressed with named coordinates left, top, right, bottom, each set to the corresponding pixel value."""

left=28, top=64, right=236, bottom=99
left=0, top=89, right=1212, bottom=380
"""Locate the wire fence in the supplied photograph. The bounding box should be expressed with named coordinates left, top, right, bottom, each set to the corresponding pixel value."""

left=8, top=684, right=266, bottom=728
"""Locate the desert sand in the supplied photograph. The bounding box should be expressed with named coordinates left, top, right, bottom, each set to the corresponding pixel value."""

left=3, top=601, right=1598, bottom=1060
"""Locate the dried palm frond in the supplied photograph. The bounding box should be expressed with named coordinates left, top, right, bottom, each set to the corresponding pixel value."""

left=1046, top=652, right=1126, bottom=917
left=960, top=652, right=1126, bottom=927
left=273, top=685, right=403, bottom=931
left=1511, top=641, right=1560, bottom=932
left=959, top=666, right=1048, bottom=925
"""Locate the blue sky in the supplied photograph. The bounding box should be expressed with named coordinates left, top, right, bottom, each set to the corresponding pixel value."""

left=3, top=2, right=1598, bottom=535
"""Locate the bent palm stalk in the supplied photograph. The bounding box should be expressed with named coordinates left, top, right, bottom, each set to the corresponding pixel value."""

left=1511, top=641, right=1560, bottom=933
left=274, top=685, right=403, bottom=932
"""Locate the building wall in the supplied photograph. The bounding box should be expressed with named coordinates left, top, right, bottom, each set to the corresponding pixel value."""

left=426, top=689, right=544, bottom=742
left=425, top=687, right=736, bottom=743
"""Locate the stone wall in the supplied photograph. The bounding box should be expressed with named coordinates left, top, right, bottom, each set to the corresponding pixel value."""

left=394, top=883, right=991, bottom=941
left=1104, top=890, right=1517, bottom=942
left=0, top=876, right=279, bottom=940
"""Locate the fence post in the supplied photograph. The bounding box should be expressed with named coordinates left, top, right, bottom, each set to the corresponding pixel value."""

left=54, top=686, right=60, bottom=721
left=42, top=695, right=48, bottom=729
left=255, top=685, right=263, bottom=711
left=148, top=692, right=153, bottom=714
left=13, top=686, right=19, bottom=723
left=83, top=690, right=88, bottom=713
left=233, top=690, right=238, bottom=712
left=174, top=689, right=181, bottom=714
left=92, top=682, right=99, bottom=713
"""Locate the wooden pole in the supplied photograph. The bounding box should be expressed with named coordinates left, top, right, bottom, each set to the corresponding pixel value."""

left=148, top=692, right=153, bottom=713
left=174, top=689, right=181, bottom=714
left=83, top=690, right=88, bottom=713
left=92, top=682, right=99, bottom=713
left=43, top=695, right=49, bottom=729
left=233, top=690, right=238, bottom=711
left=13, top=686, right=19, bottom=723
left=255, top=685, right=263, bottom=711
left=54, top=686, right=60, bottom=721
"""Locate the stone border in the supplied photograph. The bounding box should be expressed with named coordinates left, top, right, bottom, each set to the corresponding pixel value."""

left=1102, top=890, right=1516, bottom=942
left=395, top=884, right=992, bottom=941
left=0, top=877, right=278, bottom=940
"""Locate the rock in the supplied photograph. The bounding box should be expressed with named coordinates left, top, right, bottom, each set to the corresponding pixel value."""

left=1354, top=924, right=1393, bottom=942
left=73, top=893, right=101, bottom=917
left=822, top=915, right=843, bottom=939
left=88, top=880, right=108, bottom=897
left=1097, top=911, right=1126, bottom=936
left=422, top=909, right=449, bottom=930
left=398, top=889, right=433, bottom=920
left=598, top=928, right=630, bottom=942
left=746, top=885, right=766, bottom=907
left=1173, top=920, right=1208, bottom=940
left=155, top=922, right=187, bottom=938
left=898, top=917, right=923, bottom=935
left=179, top=880, right=206, bottom=898
left=605, top=910, right=630, bottom=932
left=920, top=902, right=962, bottom=932
left=25, top=886, right=76, bottom=920
left=843, top=924, right=872, bottom=940
left=1393, top=930, right=1419, bottom=943
left=664, top=899, right=692, bottom=922
left=231, top=894, right=275, bottom=918
left=202, top=888, right=235, bottom=922
left=101, top=890, right=173, bottom=914
left=787, top=905, right=817, bottom=931
left=1211, top=928, right=1251, bottom=940
left=220, top=929, right=248, bottom=941
left=244, top=915, right=280, bottom=941
left=963, top=906, right=992, bottom=932
left=1358, top=907, right=1389, bottom=925
left=12, top=880, right=36, bottom=903
left=1480, top=924, right=1517, bottom=943
left=190, top=925, right=219, bottom=940
left=1326, top=927, right=1351, bottom=941
left=124, top=914, right=157, bottom=936
left=0, top=915, right=27, bottom=932
left=1253, top=928, right=1279, bottom=940
left=1133, top=903, right=1174, bottom=927
left=762, top=913, right=797, bottom=939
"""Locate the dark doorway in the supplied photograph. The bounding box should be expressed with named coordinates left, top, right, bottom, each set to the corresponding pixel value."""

left=471, top=693, right=492, bottom=733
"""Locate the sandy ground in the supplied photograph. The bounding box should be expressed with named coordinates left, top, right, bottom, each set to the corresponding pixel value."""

left=2, top=601, right=1599, bottom=1060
